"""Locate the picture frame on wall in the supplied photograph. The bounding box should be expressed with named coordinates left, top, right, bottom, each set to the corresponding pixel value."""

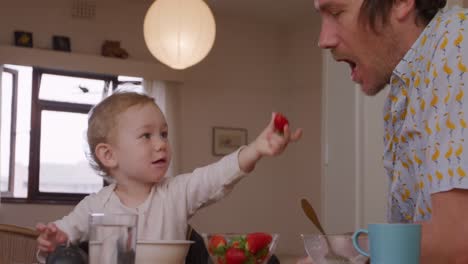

left=52, top=35, right=71, bottom=52
left=14, top=31, right=33, bottom=48
left=212, top=127, right=248, bottom=156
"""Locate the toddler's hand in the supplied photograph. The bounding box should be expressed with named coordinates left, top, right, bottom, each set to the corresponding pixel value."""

left=253, top=112, right=302, bottom=157
left=238, top=113, right=302, bottom=172
left=36, top=222, right=68, bottom=253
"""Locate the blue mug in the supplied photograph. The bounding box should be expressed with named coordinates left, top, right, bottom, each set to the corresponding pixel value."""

left=352, top=223, right=421, bottom=264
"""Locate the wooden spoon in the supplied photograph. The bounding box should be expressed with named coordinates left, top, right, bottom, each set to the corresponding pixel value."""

left=301, top=198, right=326, bottom=235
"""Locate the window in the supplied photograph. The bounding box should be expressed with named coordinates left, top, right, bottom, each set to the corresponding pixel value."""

left=1, top=65, right=143, bottom=203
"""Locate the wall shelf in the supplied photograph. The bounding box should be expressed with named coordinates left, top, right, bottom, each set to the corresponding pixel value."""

left=0, top=45, right=184, bottom=82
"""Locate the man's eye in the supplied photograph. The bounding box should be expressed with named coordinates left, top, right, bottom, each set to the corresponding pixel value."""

left=330, top=10, right=343, bottom=17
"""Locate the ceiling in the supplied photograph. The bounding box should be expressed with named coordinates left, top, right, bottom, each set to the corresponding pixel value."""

left=136, top=0, right=316, bottom=27
left=206, top=0, right=316, bottom=27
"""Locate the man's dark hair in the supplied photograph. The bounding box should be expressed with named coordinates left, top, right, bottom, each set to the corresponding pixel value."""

left=359, top=0, right=447, bottom=31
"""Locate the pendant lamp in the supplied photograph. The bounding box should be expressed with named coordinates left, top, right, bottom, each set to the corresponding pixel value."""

left=143, top=0, right=216, bottom=70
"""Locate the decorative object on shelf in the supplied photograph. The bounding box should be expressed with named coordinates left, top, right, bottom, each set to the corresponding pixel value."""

left=101, top=40, right=129, bottom=59
left=143, top=0, right=216, bottom=70
left=212, top=127, right=248, bottom=156
left=52, top=35, right=71, bottom=52
left=14, top=31, right=33, bottom=47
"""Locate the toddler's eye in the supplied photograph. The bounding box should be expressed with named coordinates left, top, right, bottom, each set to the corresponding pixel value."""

left=142, top=133, right=151, bottom=139
left=160, top=131, right=169, bottom=139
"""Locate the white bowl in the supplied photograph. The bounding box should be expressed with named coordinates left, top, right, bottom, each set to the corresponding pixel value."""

left=89, top=240, right=194, bottom=264
left=136, top=240, right=194, bottom=264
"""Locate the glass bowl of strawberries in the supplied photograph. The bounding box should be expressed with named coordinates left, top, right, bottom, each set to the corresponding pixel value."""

left=202, top=232, right=279, bottom=264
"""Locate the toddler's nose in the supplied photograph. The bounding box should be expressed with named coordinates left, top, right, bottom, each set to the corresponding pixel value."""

left=153, top=138, right=167, bottom=151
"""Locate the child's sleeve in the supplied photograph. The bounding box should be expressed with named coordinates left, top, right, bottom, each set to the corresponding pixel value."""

left=54, top=194, right=96, bottom=244
left=171, top=147, right=246, bottom=218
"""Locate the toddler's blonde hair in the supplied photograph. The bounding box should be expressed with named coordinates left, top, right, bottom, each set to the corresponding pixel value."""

left=87, top=91, right=156, bottom=177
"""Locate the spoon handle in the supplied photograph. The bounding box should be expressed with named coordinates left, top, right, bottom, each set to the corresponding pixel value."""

left=300, top=198, right=326, bottom=235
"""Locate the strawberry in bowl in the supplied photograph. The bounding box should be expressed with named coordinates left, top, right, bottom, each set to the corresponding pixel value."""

left=202, top=232, right=279, bottom=264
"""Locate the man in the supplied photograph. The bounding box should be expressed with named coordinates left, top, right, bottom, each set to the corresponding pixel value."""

left=302, top=0, right=468, bottom=263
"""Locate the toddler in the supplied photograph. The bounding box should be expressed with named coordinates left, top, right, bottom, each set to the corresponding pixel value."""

left=36, top=91, right=302, bottom=260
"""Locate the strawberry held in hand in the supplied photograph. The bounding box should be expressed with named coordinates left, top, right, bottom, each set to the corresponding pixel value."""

left=246, top=232, right=273, bottom=254
left=273, top=113, right=289, bottom=134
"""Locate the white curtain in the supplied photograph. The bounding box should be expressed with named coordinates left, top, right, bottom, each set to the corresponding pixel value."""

left=0, top=64, right=3, bottom=202
left=143, top=80, right=181, bottom=178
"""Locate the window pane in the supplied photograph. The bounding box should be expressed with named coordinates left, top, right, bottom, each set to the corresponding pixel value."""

left=1, top=72, right=13, bottom=192
left=39, top=111, right=102, bottom=194
left=116, top=75, right=143, bottom=93
left=118, top=75, right=142, bottom=83
left=39, top=74, right=107, bottom=105
left=115, top=83, right=144, bottom=94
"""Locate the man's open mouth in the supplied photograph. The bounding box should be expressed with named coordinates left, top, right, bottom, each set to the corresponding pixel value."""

left=340, top=59, right=357, bottom=70
left=338, top=59, right=359, bottom=82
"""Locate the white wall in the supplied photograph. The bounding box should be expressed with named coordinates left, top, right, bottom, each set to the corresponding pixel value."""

left=321, top=53, right=360, bottom=233
left=0, top=0, right=154, bottom=61
left=449, top=0, right=464, bottom=6
left=321, top=55, right=388, bottom=233
left=283, top=21, right=323, bottom=252
left=0, top=0, right=322, bottom=259
left=356, top=90, right=388, bottom=227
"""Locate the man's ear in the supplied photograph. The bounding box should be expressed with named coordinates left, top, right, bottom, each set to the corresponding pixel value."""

left=95, top=143, right=118, bottom=169
left=392, top=0, right=416, bottom=22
